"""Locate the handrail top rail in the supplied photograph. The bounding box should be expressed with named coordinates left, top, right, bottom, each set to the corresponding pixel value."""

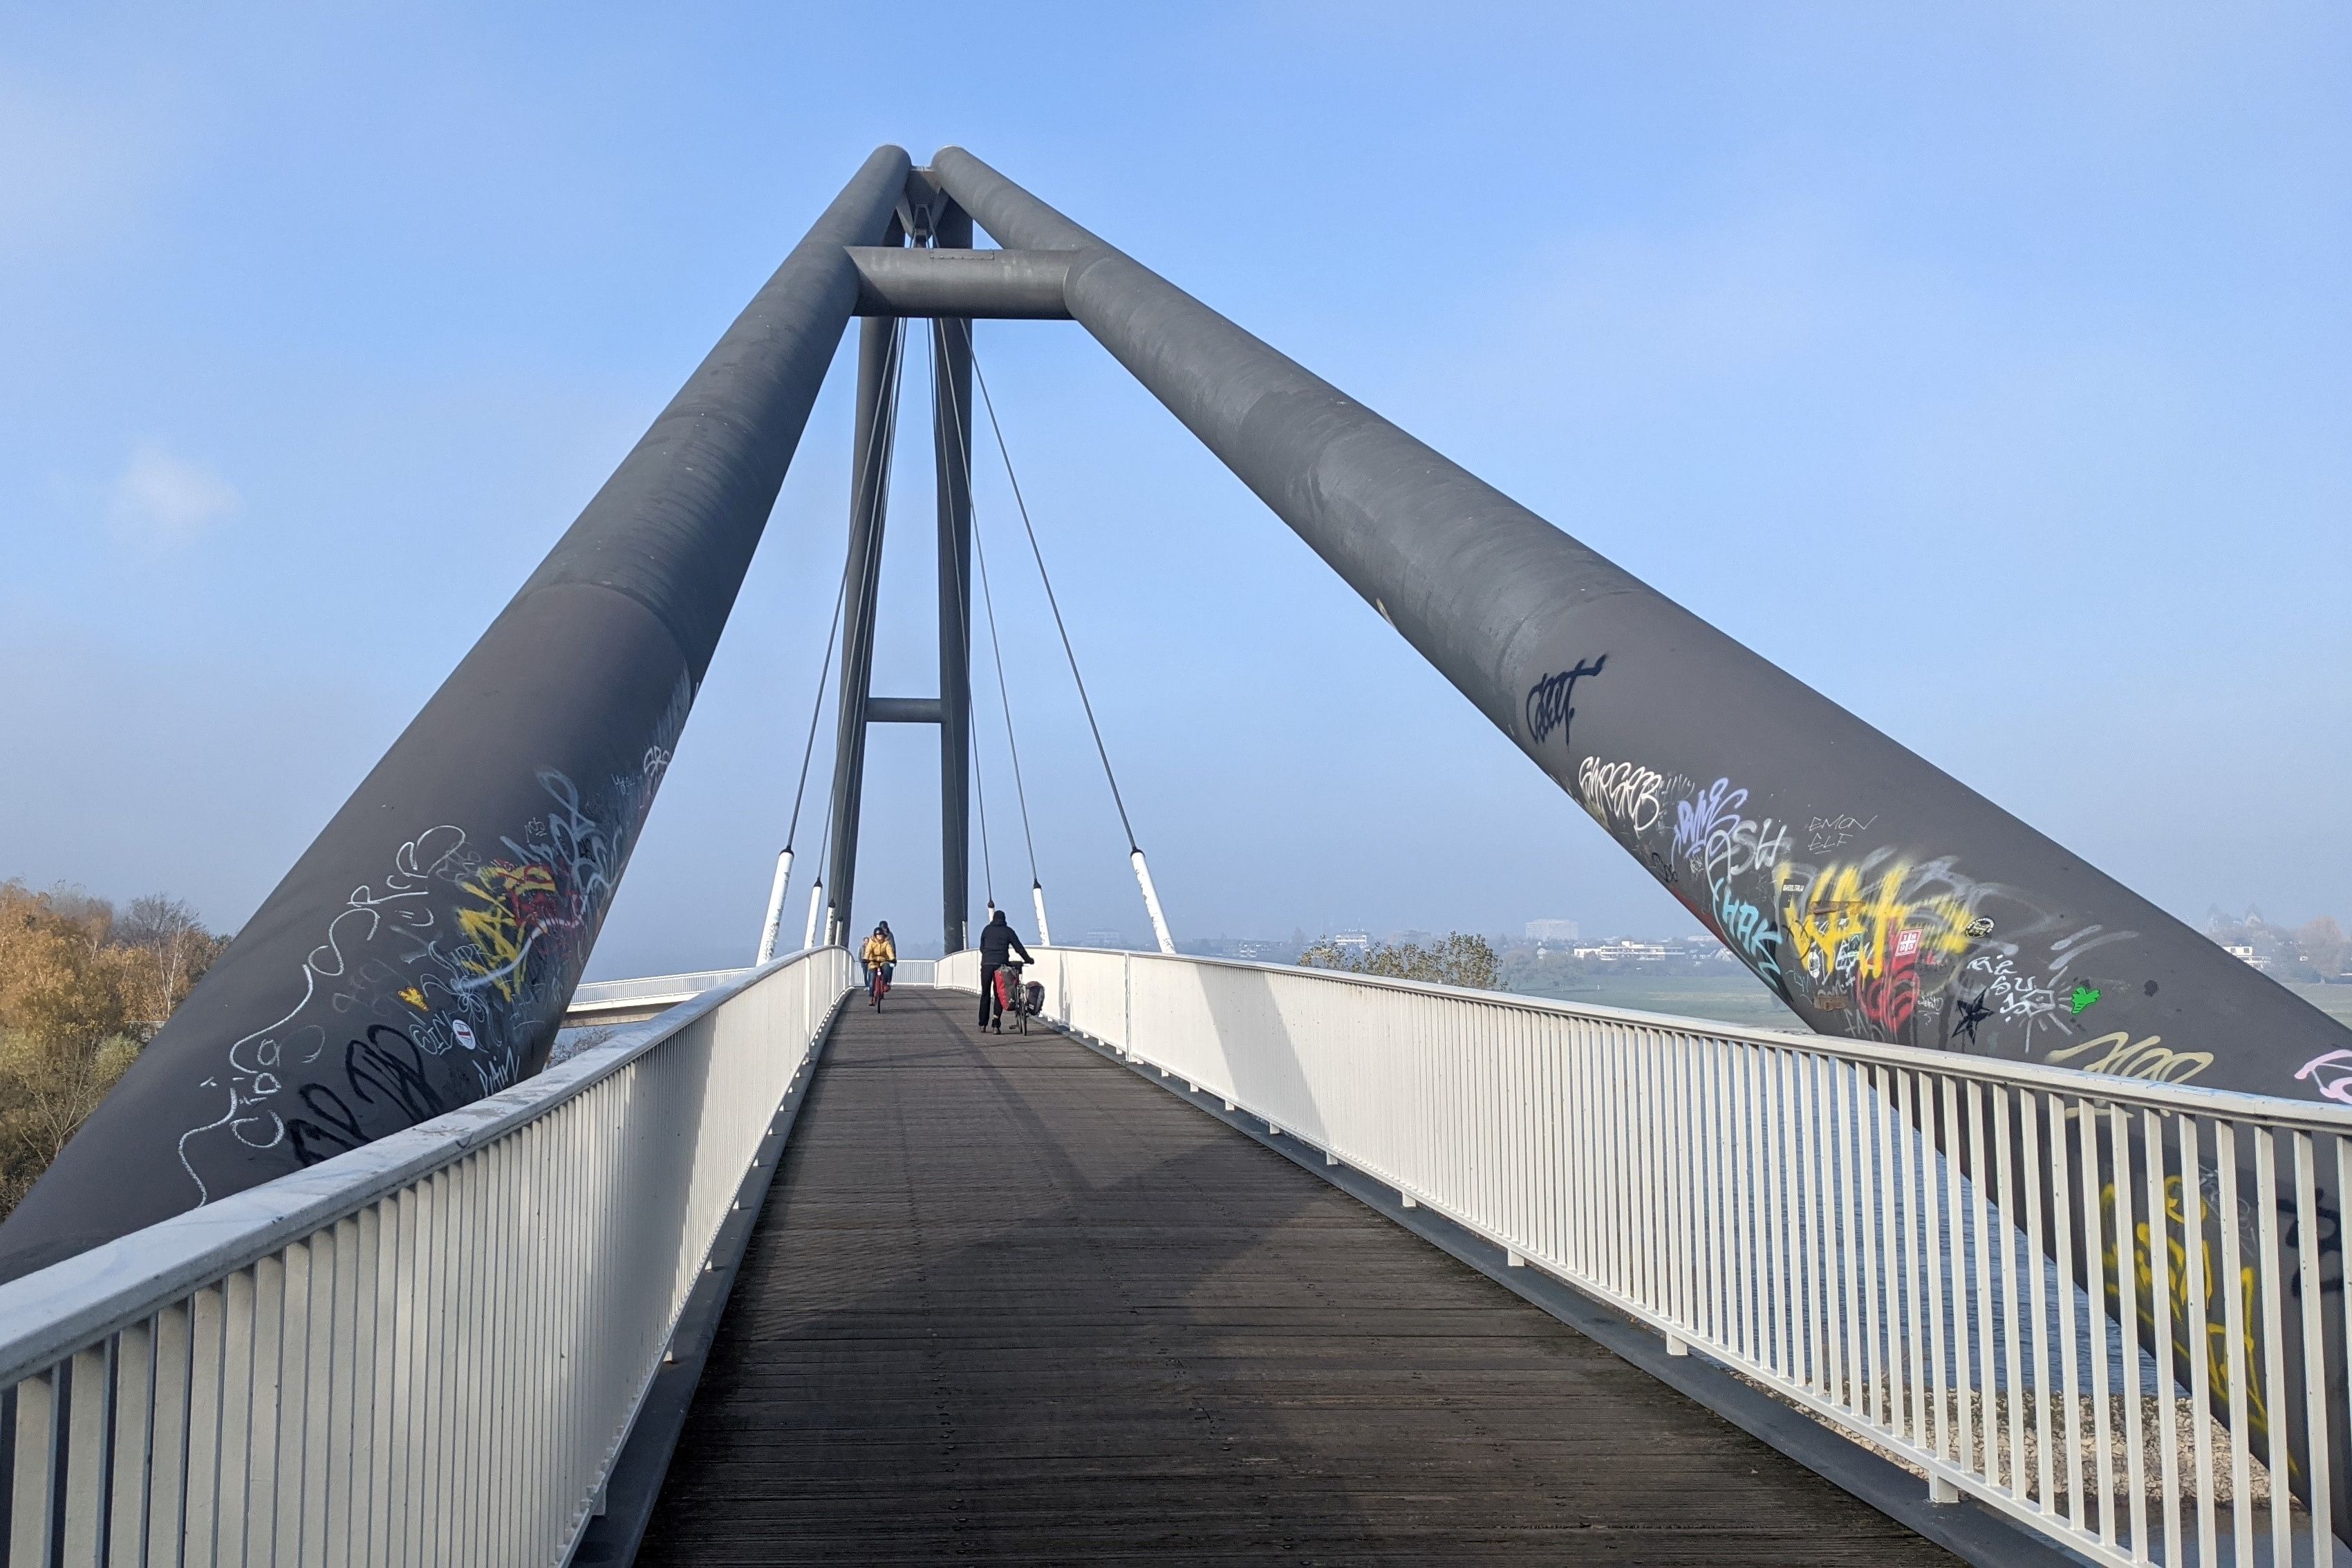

left=569, top=967, right=754, bottom=1004
left=0, top=945, right=849, bottom=1389
left=1005, top=944, right=2352, bottom=1134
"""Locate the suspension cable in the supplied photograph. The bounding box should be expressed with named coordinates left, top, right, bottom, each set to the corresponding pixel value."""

left=784, top=566, right=850, bottom=853
left=919, top=320, right=1039, bottom=886
left=971, top=524, right=1040, bottom=884
left=962, top=324, right=1144, bottom=852
left=971, top=678, right=997, bottom=910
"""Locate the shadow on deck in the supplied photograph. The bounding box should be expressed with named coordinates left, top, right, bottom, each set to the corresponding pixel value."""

left=638, top=991, right=1953, bottom=1565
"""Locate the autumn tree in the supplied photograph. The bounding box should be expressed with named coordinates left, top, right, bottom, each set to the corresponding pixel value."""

left=0, top=881, right=227, bottom=1219
left=2207, top=908, right=2352, bottom=982
left=118, top=894, right=230, bottom=1028
left=2297, top=917, right=2349, bottom=982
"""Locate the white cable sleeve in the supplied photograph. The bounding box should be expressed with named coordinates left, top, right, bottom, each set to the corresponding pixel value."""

left=757, top=848, right=793, bottom=964
left=1130, top=849, right=1175, bottom=955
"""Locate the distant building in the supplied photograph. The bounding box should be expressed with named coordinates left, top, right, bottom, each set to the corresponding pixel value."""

left=1332, top=931, right=1371, bottom=952
left=1572, top=940, right=1671, bottom=963
left=1525, top=918, right=1580, bottom=942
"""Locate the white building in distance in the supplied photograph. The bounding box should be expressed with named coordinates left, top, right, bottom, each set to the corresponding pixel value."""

left=1573, top=940, right=1673, bottom=963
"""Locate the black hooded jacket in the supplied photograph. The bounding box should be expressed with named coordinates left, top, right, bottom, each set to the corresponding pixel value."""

left=979, top=916, right=1032, bottom=967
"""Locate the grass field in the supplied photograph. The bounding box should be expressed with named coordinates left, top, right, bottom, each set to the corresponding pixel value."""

left=2284, top=982, right=2352, bottom=1027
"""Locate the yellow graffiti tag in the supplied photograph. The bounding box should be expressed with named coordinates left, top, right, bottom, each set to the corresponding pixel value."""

left=454, top=862, right=557, bottom=1003
left=1778, top=859, right=1974, bottom=984
left=2101, top=1175, right=2270, bottom=1446
left=398, top=985, right=428, bottom=1011
left=2047, top=1030, right=2213, bottom=1086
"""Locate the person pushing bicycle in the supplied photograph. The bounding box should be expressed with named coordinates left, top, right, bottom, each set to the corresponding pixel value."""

left=976, top=908, right=1032, bottom=1033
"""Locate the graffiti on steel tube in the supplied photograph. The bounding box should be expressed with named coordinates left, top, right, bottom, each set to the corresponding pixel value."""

left=2295, top=1049, right=2352, bottom=1105
left=2107, top=1174, right=2275, bottom=1442
left=1567, top=736, right=2200, bottom=1075
left=175, top=677, right=689, bottom=1200
left=1524, top=657, right=1606, bottom=749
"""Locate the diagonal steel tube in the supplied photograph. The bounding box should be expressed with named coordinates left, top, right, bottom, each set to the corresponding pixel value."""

left=0, top=146, right=913, bottom=1282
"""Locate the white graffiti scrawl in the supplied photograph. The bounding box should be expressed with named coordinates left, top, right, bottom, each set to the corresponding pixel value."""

left=174, top=674, right=693, bottom=1202
left=1577, top=757, right=1665, bottom=833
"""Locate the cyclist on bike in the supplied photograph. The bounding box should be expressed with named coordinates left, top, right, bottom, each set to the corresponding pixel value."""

left=861, top=923, right=896, bottom=1006
left=976, top=909, right=1032, bottom=1032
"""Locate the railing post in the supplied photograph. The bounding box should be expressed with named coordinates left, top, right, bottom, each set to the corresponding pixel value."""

left=9, top=1367, right=59, bottom=1565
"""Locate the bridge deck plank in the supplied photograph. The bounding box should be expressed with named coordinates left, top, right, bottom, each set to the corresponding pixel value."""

left=640, top=991, right=1951, bottom=1565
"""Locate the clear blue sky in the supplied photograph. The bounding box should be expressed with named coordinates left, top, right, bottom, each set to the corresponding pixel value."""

left=2, top=3, right=2346, bottom=974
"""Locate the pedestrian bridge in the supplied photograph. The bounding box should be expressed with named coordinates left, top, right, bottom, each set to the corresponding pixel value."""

left=5, top=142, right=2352, bottom=1567
left=9, top=946, right=2349, bottom=1566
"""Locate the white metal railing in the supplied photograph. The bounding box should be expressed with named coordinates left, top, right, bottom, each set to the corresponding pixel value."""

left=885, top=958, right=938, bottom=987
left=949, top=946, right=2352, bottom=1568
left=0, top=944, right=855, bottom=1567
left=562, top=967, right=752, bottom=1018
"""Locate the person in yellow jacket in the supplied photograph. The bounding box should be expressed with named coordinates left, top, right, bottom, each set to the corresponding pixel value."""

left=860, top=922, right=897, bottom=1002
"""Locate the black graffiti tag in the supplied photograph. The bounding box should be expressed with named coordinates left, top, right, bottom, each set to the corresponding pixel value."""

left=285, top=1025, right=451, bottom=1168
left=2282, top=1197, right=2345, bottom=1297
left=1526, top=656, right=1607, bottom=748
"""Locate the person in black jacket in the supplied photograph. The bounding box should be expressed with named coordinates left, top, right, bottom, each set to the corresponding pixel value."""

left=977, top=909, right=1033, bottom=1031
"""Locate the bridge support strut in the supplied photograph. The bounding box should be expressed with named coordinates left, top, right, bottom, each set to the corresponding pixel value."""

left=818, top=196, right=982, bottom=960
left=933, top=204, right=976, bottom=958
left=823, top=305, right=904, bottom=942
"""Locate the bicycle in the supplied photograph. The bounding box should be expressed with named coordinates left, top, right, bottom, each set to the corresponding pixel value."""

left=994, top=961, right=1043, bottom=1034
left=869, top=964, right=890, bottom=1010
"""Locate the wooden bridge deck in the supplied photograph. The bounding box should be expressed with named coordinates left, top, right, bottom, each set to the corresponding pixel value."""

left=637, top=990, right=1952, bottom=1565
